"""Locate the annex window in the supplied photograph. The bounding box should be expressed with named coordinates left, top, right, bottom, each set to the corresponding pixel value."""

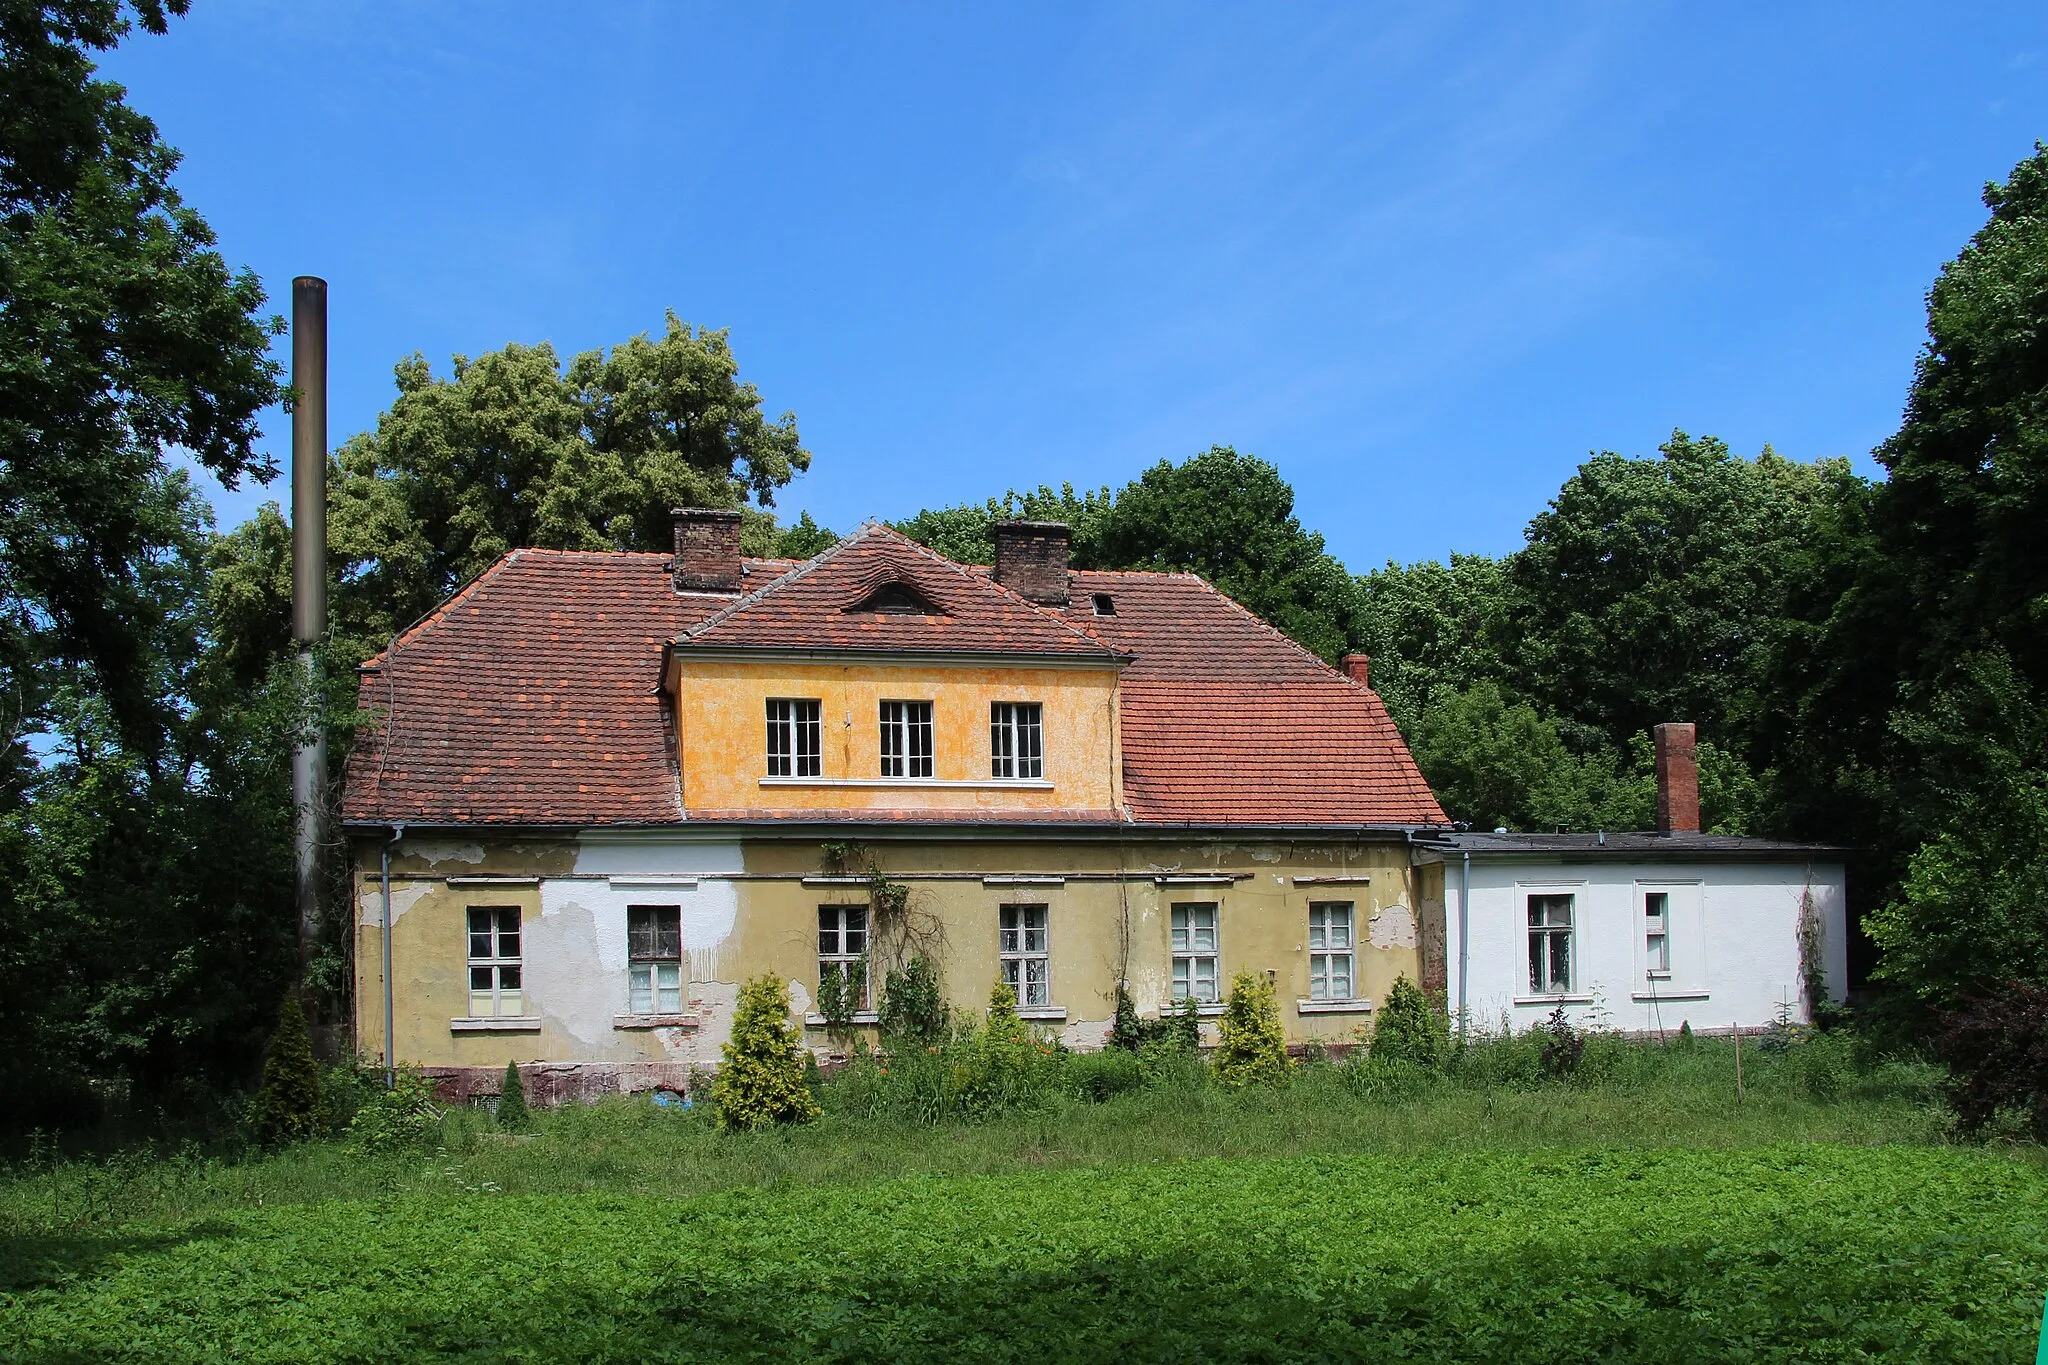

left=467, top=907, right=523, bottom=1017
left=818, top=904, right=869, bottom=1007
left=1308, top=902, right=1355, bottom=1000
left=1644, top=891, right=1670, bottom=975
left=1171, top=903, right=1220, bottom=1003
left=990, top=702, right=1044, bottom=780
left=999, top=904, right=1051, bottom=1007
left=1527, top=893, right=1575, bottom=995
left=766, top=698, right=822, bottom=778
left=879, top=700, right=934, bottom=778
left=628, top=905, right=683, bottom=1014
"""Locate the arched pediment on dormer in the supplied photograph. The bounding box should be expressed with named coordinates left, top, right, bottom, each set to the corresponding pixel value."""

left=844, top=578, right=946, bottom=615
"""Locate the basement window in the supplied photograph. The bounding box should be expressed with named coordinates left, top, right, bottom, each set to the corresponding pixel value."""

left=989, top=702, right=1043, bottom=779
left=1308, top=903, right=1355, bottom=1000
left=628, top=905, right=683, bottom=1013
left=999, top=904, right=1051, bottom=1008
left=766, top=698, right=822, bottom=777
left=1171, top=903, right=1220, bottom=1003
left=467, top=907, right=523, bottom=1017
left=879, top=700, right=934, bottom=778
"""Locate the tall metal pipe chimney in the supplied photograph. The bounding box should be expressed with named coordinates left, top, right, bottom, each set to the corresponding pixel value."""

left=291, top=276, right=329, bottom=973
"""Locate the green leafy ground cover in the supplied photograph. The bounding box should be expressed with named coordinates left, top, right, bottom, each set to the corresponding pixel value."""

left=4, top=1146, right=2044, bottom=1363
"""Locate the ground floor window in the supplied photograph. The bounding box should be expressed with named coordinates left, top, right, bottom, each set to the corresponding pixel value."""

left=818, top=904, right=870, bottom=1007
left=1644, top=890, right=1670, bottom=974
left=628, top=904, right=682, bottom=1013
left=1171, top=903, right=1219, bottom=1003
left=467, top=906, right=523, bottom=1016
left=999, top=904, right=1050, bottom=1006
left=1308, top=902, right=1355, bottom=999
left=1527, top=893, right=1574, bottom=994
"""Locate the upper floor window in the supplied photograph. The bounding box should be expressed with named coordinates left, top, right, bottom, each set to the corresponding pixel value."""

left=766, top=698, right=822, bottom=777
left=1528, top=893, right=1574, bottom=994
left=879, top=700, right=934, bottom=778
left=467, top=906, right=523, bottom=1017
left=1307, top=902, right=1354, bottom=1000
left=628, top=905, right=682, bottom=1013
left=990, top=702, right=1043, bottom=779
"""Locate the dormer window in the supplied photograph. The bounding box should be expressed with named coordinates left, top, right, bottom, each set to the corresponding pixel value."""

left=846, top=580, right=942, bottom=615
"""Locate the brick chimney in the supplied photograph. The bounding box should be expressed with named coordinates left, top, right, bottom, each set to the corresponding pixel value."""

left=672, top=508, right=743, bottom=593
left=1340, top=653, right=1371, bottom=686
left=1654, top=722, right=1700, bottom=835
left=991, top=521, right=1071, bottom=606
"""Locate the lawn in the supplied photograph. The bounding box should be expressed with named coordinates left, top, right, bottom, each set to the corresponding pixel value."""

left=3, top=1040, right=2044, bottom=1362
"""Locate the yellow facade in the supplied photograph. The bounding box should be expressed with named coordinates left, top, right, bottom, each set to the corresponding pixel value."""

left=671, top=657, right=1123, bottom=813
left=353, top=832, right=1446, bottom=1073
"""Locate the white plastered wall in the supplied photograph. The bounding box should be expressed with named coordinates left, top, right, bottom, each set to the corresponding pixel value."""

left=1445, top=857, right=1847, bottom=1034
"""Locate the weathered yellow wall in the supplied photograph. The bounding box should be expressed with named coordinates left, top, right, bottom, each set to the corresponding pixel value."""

left=354, top=832, right=1437, bottom=1071
left=673, top=659, right=1122, bottom=812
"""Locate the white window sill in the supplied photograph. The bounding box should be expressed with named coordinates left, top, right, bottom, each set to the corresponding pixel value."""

left=1631, top=990, right=1710, bottom=1002
left=804, top=1011, right=881, bottom=1026
left=1645, top=969, right=1673, bottom=980
left=1513, top=994, right=1596, bottom=1006
left=1296, top=998, right=1375, bottom=1015
left=613, top=1013, right=700, bottom=1030
left=1018, top=1006, right=1067, bottom=1022
left=449, top=1016, right=542, bottom=1032
left=762, top=777, right=1053, bottom=790
left=1168, top=1002, right=1227, bottom=1017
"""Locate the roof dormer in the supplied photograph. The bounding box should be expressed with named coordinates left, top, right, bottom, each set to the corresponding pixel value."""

left=845, top=579, right=944, bottom=615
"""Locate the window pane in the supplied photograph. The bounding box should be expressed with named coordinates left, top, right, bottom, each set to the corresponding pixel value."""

left=1024, top=957, right=1049, bottom=1006
left=629, top=963, right=652, bottom=1014
left=471, top=965, right=493, bottom=992
left=1529, top=933, right=1543, bottom=993
left=657, top=963, right=682, bottom=1011
left=470, top=990, right=493, bottom=1016
left=499, top=964, right=521, bottom=990
left=1000, top=923, right=1019, bottom=954
left=1019, top=704, right=1042, bottom=779
left=1333, top=958, right=1353, bottom=999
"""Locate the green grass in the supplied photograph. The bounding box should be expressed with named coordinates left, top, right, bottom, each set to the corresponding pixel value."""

left=5, top=1146, right=2045, bottom=1362
left=2, top=1040, right=2036, bottom=1362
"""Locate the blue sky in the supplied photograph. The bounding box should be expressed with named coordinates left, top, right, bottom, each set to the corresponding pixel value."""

left=104, top=3, right=2048, bottom=569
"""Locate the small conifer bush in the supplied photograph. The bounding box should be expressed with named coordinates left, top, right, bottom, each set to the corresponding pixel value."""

left=248, top=992, right=325, bottom=1147
left=497, top=1060, right=529, bottom=1130
left=1371, top=975, right=1449, bottom=1069
left=713, top=975, right=821, bottom=1131
left=1214, top=972, right=1292, bottom=1088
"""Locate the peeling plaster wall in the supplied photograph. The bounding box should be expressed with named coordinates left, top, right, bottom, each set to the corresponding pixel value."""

left=357, top=831, right=1433, bottom=1087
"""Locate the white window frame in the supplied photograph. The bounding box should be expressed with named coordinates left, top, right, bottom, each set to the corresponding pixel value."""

left=627, top=904, right=683, bottom=1014
left=1307, top=902, right=1355, bottom=1000
left=467, top=906, right=523, bottom=1017
left=1527, top=893, right=1575, bottom=995
left=1171, top=902, right=1220, bottom=1003
left=879, top=699, right=934, bottom=778
left=1643, top=890, right=1671, bottom=977
left=990, top=702, right=1044, bottom=780
left=817, top=903, right=870, bottom=1008
left=766, top=698, right=822, bottom=778
left=999, top=903, right=1051, bottom=1007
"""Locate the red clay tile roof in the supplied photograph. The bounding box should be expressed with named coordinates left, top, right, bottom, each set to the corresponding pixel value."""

left=677, top=524, right=1119, bottom=658
left=342, top=537, right=1446, bottom=829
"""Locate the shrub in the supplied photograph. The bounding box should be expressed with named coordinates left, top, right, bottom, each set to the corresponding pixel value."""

left=1066, top=1048, right=1144, bottom=1102
left=1167, top=994, right=1202, bottom=1052
left=1936, top=982, right=2048, bottom=1141
left=713, top=975, right=821, bottom=1132
left=1537, top=1005, right=1585, bottom=1081
left=1371, top=975, right=1448, bottom=1069
left=1214, top=972, right=1292, bottom=1088
left=1341, top=1052, right=1440, bottom=1101
left=348, top=1069, right=442, bottom=1152
left=497, top=1061, right=529, bottom=1131
left=879, top=955, right=948, bottom=1046
left=248, top=993, right=325, bottom=1148
left=1107, top=982, right=1145, bottom=1051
